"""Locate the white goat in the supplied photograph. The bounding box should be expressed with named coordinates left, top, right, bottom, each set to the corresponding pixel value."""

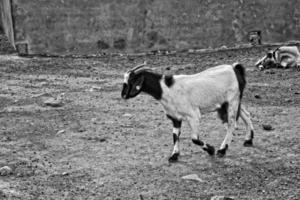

left=121, top=62, right=254, bottom=162
left=256, top=46, right=300, bottom=70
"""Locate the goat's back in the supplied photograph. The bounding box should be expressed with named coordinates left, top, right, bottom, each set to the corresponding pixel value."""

left=165, top=65, right=240, bottom=112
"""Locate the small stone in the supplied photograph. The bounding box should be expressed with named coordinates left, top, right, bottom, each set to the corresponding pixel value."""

left=62, top=172, right=69, bottom=176
left=262, top=124, right=274, bottom=131
left=44, top=97, right=63, bottom=107
left=78, top=127, right=86, bottom=133
left=122, top=113, right=133, bottom=118
left=91, top=118, right=98, bottom=124
left=182, top=174, right=204, bottom=182
left=56, top=130, right=66, bottom=135
left=254, top=94, right=261, bottom=99
left=98, top=138, right=106, bottom=142
left=211, top=196, right=234, bottom=200
left=285, top=98, right=292, bottom=103
left=89, top=86, right=102, bottom=92
left=0, top=166, right=12, bottom=176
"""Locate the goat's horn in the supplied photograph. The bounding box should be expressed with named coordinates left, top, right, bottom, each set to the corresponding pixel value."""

left=255, top=55, right=266, bottom=66
left=130, top=61, right=147, bottom=72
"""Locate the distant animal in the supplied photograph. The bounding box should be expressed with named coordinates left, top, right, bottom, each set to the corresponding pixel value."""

left=121, top=62, right=254, bottom=162
left=255, top=46, right=300, bottom=70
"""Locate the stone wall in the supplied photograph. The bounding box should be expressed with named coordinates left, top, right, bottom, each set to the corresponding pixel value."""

left=6, top=0, right=300, bottom=55
left=0, top=0, right=15, bottom=48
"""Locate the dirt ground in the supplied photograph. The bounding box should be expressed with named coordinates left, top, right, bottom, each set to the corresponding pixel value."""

left=0, top=45, right=299, bottom=200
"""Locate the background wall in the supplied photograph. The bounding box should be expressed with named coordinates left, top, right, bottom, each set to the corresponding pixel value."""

left=0, top=0, right=15, bottom=48
left=5, top=0, right=300, bottom=55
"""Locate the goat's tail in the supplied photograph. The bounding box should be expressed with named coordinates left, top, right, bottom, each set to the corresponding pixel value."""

left=233, top=63, right=246, bottom=99
left=233, top=63, right=246, bottom=121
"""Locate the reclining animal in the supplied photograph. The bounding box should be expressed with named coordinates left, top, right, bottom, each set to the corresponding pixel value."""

left=121, top=62, right=254, bottom=162
left=255, top=46, right=300, bottom=70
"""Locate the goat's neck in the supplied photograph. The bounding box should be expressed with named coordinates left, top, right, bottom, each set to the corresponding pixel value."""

left=141, top=71, right=163, bottom=100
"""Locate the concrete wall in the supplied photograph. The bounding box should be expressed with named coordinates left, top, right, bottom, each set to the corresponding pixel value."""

left=7, top=0, right=300, bottom=55
left=0, top=0, right=15, bottom=48
left=0, top=10, right=2, bottom=32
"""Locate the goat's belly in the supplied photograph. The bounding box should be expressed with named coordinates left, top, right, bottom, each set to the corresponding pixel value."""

left=194, top=95, right=226, bottom=112
left=161, top=102, right=188, bottom=120
left=199, top=104, right=220, bottom=114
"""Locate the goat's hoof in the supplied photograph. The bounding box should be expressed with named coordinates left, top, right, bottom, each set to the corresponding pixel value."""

left=243, top=139, right=253, bottom=147
left=203, top=144, right=215, bottom=156
left=216, top=145, right=228, bottom=158
left=168, top=153, right=179, bottom=162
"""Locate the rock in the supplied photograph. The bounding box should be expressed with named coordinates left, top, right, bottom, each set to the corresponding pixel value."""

left=211, top=196, right=234, bottom=200
left=62, top=172, right=69, bottom=176
left=56, top=129, right=66, bottom=135
left=122, top=113, right=133, bottom=118
left=285, top=98, right=292, bottom=103
left=219, top=45, right=228, bottom=49
left=96, top=137, right=106, bottom=142
left=89, top=86, right=102, bottom=92
left=78, top=127, right=86, bottom=133
left=91, top=118, right=98, bottom=124
left=182, top=174, right=204, bottom=182
left=262, top=124, right=274, bottom=131
left=44, top=97, right=63, bottom=107
left=254, top=94, right=261, bottom=99
left=0, top=166, right=12, bottom=176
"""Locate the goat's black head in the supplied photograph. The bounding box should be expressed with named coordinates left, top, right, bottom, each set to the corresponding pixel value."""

left=255, top=49, right=278, bottom=70
left=121, top=62, right=148, bottom=99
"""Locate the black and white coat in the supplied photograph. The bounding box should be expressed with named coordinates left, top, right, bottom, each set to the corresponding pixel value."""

left=121, top=63, right=254, bottom=162
left=256, top=46, right=300, bottom=70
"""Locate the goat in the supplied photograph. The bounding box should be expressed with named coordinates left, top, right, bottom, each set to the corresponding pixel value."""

left=121, top=62, right=254, bottom=162
left=255, top=46, right=300, bottom=70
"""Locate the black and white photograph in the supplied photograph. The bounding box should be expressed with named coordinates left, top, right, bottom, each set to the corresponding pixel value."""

left=0, top=0, right=299, bottom=199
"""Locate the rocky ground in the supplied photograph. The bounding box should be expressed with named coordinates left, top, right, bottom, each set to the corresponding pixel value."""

left=0, top=36, right=299, bottom=199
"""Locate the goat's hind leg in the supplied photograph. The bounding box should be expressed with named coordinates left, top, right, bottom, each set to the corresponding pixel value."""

left=240, top=106, right=254, bottom=147
left=216, top=102, right=236, bottom=157
left=167, top=115, right=182, bottom=162
left=217, top=118, right=235, bottom=157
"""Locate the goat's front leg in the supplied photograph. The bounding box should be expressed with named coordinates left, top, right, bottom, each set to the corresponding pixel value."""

left=188, top=111, right=215, bottom=156
left=167, top=115, right=182, bottom=162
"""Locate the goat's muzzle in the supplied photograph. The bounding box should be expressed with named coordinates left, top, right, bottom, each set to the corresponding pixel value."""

left=121, top=83, right=130, bottom=99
